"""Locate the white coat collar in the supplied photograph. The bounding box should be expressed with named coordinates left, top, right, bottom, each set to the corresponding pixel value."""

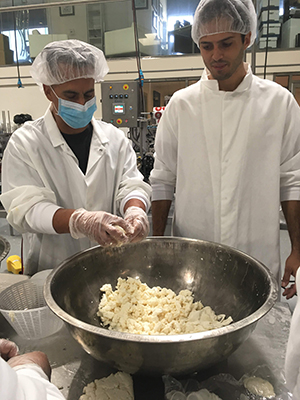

left=44, top=106, right=109, bottom=148
left=200, top=63, right=253, bottom=93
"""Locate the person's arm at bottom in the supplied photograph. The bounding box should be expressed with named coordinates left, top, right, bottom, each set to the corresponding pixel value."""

left=8, top=351, right=51, bottom=379
left=1, top=352, right=65, bottom=400
left=14, top=365, right=66, bottom=400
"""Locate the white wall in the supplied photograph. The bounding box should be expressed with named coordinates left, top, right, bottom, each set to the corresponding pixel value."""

left=47, top=4, right=88, bottom=42
left=102, top=1, right=161, bottom=35
left=0, top=49, right=299, bottom=122
left=102, top=2, right=133, bottom=31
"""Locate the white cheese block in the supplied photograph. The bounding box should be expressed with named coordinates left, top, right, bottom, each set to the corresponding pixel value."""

left=80, top=371, right=134, bottom=400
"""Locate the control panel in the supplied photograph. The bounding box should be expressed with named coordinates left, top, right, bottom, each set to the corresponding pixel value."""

left=101, top=81, right=140, bottom=128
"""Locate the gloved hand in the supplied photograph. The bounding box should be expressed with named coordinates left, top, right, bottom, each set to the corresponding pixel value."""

left=124, top=206, right=149, bottom=243
left=7, top=351, right=51, bottom=380
left=0, top=338, right=19, bottom=361
left=69, top=208, right=130, bottom=247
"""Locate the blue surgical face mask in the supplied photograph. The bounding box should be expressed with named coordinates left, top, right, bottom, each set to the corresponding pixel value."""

left=51, top=86, right=97, bottom=129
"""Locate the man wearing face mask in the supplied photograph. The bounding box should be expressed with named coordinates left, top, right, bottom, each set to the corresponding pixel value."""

left=0, top=40, right=151, bottom=275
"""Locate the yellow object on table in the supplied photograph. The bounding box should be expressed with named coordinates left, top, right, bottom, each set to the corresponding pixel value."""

left=6, top=255, right=22, bottom=274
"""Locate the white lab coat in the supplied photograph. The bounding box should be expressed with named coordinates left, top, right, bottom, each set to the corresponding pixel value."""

left=0, top=358, right=65, bottom=400
left=0, top=107, right=151, bottom=275
left=285, top=270, right=300, bottom=399
left=150, top=65, right=300, bottom=284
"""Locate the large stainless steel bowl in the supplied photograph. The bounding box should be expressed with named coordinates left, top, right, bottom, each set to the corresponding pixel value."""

left=44, top=237, right=278, bottom=376
left=0, top=235, right=10, bottom=262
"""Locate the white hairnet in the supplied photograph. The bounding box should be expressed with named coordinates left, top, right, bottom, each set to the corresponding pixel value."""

left=191, top=0, right=257, bottom=47
left=30, top=39, right=109, bottom=87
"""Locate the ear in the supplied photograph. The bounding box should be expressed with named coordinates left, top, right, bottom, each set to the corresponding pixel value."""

left=244, top=32, right=252, bottom=49
left=43, top=84, right=53, bottom=102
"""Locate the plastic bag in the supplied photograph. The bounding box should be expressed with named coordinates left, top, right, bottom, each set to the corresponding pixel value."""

left=163, top=365, right=293, bottom=400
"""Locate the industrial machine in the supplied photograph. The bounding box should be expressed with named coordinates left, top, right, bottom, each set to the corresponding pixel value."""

left=101, top=80, right=158, bottom=182
left=101, top=81, right=140, bottom=128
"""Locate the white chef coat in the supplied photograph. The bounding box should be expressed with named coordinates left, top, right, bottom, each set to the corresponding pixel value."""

left=150, top=64, right=300, bottom=284
left=0, top=107, right=151, bottom=275
left=0, top=358, right=65, bottom=400
left=285, top=269, right=300, bottom=399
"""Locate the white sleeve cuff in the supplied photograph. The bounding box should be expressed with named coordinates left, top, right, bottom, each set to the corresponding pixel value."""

left=280, top=188, right=300, bottom=202
left=13, top=363, right=49, bottom=380
left=14, top=363, right=66, bottom=399
left=120, top=190, right=150, bottom=216
left=25, top=202, right=62, bottom=234
left=151, top=183, right=174, bottom=201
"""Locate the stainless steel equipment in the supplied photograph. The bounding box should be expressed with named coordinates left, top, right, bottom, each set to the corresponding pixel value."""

left=44, top=237, right=278, bottom=376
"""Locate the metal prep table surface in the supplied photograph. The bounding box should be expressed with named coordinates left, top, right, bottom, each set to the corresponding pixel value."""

left=0, top=302, right=291, bottom=399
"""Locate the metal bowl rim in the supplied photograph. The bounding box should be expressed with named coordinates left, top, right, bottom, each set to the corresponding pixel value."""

left=0, top=235, right=10, bottom=262
left=44, top=237, right=278, bottom=344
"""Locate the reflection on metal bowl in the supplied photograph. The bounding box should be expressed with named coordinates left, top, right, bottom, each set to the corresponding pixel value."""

left=44, top=237, right=278, bottom=376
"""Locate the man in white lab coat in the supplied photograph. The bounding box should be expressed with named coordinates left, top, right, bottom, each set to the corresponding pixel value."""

left=0, top=338, right=65, bottom=399
left=150, top=0, right=300, bottom=298
left=0, top=40, right=151, bottom=275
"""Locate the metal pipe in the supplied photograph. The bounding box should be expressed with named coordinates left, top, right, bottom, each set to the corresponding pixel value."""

left=0, top=0, right=122, bottom=13
left=251, top=41, right=256, bottom=75
left=0, top=61, right=299, bottom=84
left=7, top=111, right=11, bottom=133
left=251, top=0, right=257, bottom=75
left=2, top=111, right=7, bottom=134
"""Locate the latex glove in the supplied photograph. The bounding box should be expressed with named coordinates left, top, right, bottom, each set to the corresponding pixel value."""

left=0, top=339, right=19, bottom=361
left=69, top=208, right=130, bottom=247
left=124, top=206, right=149, bottom=243
left=7, top=351, right=51, bottom=380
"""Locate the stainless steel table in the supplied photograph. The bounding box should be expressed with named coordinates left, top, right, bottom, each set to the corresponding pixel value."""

left=0, top=302, right=291, bottom=399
